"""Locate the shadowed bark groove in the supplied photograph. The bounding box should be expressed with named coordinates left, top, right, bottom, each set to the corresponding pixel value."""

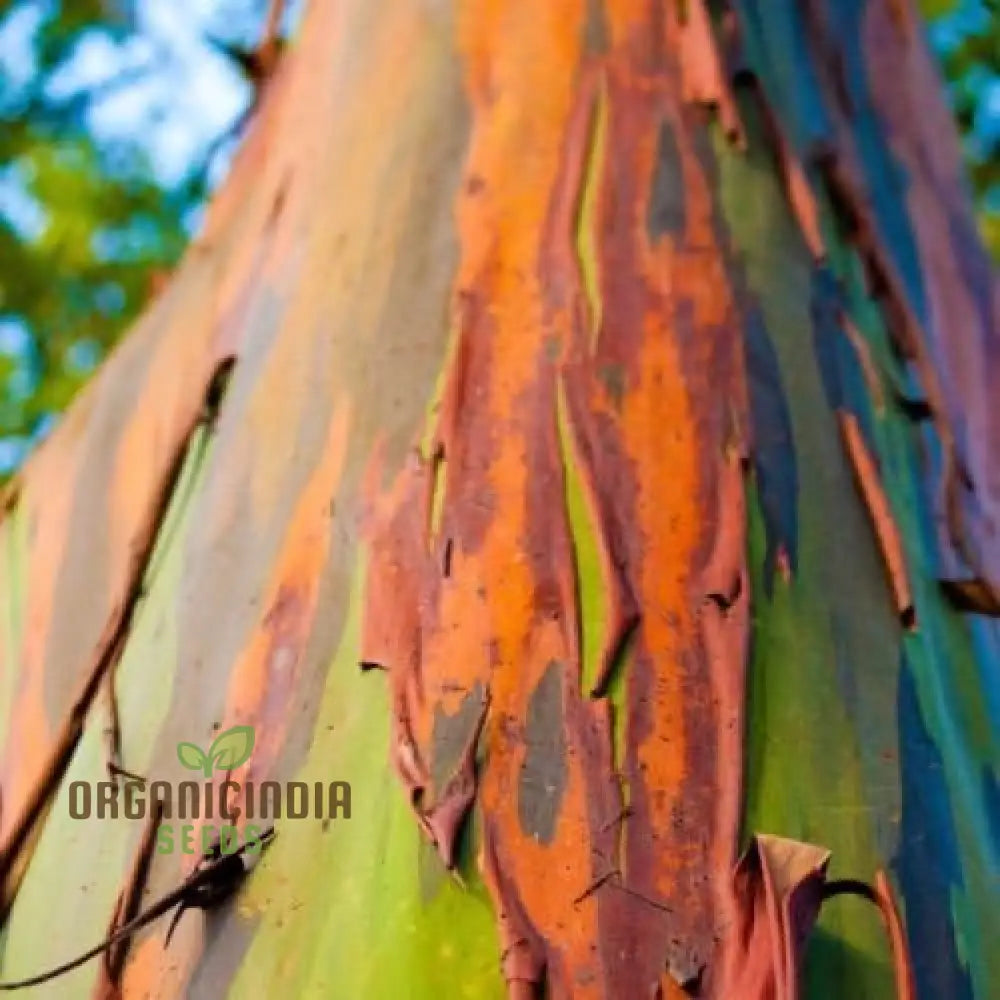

left=0, top=357, right=236, bottom=917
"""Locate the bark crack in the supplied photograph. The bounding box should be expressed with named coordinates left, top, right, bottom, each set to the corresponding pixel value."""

left=0, top=356, right=236, bottom=919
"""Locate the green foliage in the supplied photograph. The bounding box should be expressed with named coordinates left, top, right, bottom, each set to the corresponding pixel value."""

left=920, top=0, right=962, bottom=18
left=0, top=0, right=219, bottom=472
left=0, top=137, right=199, bottom=438
left=928, top=1, right=1000, bottom=257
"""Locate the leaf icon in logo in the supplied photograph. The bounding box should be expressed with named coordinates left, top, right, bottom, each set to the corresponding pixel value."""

left=177, top=742, right=209, bottom=774
left=208, top=725, right=255, bottom=774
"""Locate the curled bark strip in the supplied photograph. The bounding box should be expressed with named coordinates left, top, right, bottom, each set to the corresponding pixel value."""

left=782, top=146, right=825, bottom=261
left=360, top=451, right=433, bottom=817
left=720, top=837, right=916, bottom=1000
left=360, top=451, right=428, bottom=683
left=698, top=449, right=751, bottom=971
left=720, top=834, right=831, bottom=1000
left=426, top=442, right=448, bottom=547
left=813, top=151, right=1000, bottom=603
left=556, top=376, right=640, bottom=699
left=837, top=410, right=915, bottom=628
left=748, top=75, right=825, bottom=260
left=937, top=444, right=1000, bottom=614
left=392, top=671, right=431, bottom=819
left=700, top=449, right=748, bottom=607
left=0, top=356, right=237, bottom=918
left=424, top=689, right=491, bottom=870
left=821, top=871, right=916, bottom=1000
left=872, top=870, right=917, bottom=1000
left=592, top=609, right=639, bottom=699
left=94, top=801, right=164, bottom=997
left=892, top=384, right=933, bottom=421
left=842, top=315, right=885, bottom=411
left=678, top=0, right=746, bottom=146
left=568, top=68, right=607, bottom=355
left=480, top=823, right=546, bottom=999
left=940, top=578, right=1000, bottom=617
left=848, top=257, right=977, bottom=593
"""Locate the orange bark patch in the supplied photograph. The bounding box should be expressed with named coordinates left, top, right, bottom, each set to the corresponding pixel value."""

left=358, top=1, right=759, bottom=995
left=678, top=0, right=745, bottom=145
left=623, top=319, right=701, bottom=884
left=225, top=399, right=351, bottom=780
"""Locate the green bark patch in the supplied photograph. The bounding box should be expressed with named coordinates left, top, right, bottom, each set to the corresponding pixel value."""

left=556, top=381, right=608, bottom=697
left=575, top=79, right=607, bottom=352
left=228, top=563, right=504, bottom=999
left=0, top=429, right=215, bottom=997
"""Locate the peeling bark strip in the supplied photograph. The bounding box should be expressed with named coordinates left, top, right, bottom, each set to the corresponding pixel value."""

left=361, top=1, right=756, bottom=994
left=555, top=379, right=639, bottom=699
left=94, top=801, right=163, bottom=998
left=679, top=0, right=745, bottom=145
left=871, top=870, right=917, bottom=1000
left=698, top=448, right=751, bottom=968
left=719, top=835, right=916, bottom=1000
left=838, top=410, right=915, bottom=627
left=738, top=0, right=1000, bottom=608
left=2, top=0, right=998, bottom=996
left=842, top=315, right=885, bottom=412
left=0, top=357, right=235, bottom=916
left=940, top=578, right=1000, bottom=617
left=425, top=685, right=490, bottom=868
left=481, top=827, right=546, bottom=999
left=353, top=1, right=987, bottom=994
left=720, top=834, right=830, bottom=1000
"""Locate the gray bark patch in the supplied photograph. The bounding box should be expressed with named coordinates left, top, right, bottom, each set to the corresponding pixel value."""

left=647, top=120, right=686, bottom=240
left=419, top=682, right=487, bottom=901
left=429, top=682, right=487, bottom=793
left=518, top=661, right=567, bottom=844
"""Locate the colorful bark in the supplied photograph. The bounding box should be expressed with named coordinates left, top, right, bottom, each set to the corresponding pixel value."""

left=0, top=1, right=995, bottom=998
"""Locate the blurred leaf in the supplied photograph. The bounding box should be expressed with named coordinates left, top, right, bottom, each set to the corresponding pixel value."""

left=920, top=0, right=962, bottom=17
left=978, top=208, right=1000, bottom=257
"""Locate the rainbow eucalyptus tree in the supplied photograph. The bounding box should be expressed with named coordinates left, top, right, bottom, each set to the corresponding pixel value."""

left=0, top=1, right=996, bottom=998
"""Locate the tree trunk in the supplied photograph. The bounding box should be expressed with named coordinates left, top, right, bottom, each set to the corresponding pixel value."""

left=0, top=1, right=996, bottom=997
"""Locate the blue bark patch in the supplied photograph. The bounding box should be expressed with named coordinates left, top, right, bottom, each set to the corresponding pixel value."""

left=744, top=302, right=798, bottom=587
